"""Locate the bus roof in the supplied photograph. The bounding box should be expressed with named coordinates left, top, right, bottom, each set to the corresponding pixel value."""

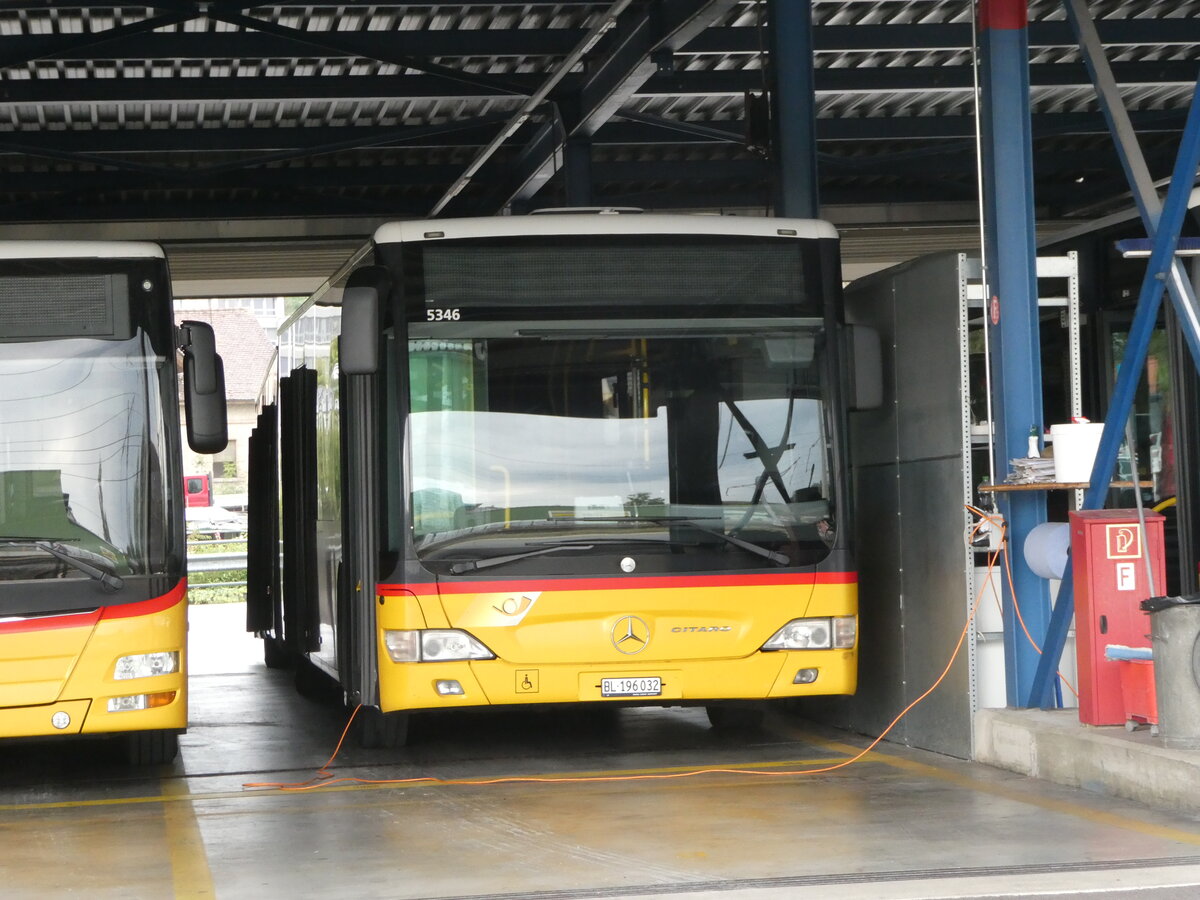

left=374, top=213, right=838, bottom=246
left=0, top=241, right=164, bottom=260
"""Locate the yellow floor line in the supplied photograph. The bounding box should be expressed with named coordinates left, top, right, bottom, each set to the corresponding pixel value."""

left=792, top=728, right=1200, bottom=848
left=161, top=777, right=215, bottom=899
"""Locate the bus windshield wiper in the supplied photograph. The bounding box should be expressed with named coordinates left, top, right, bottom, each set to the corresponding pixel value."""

left=448, top=543, right=594, bottom=575
left=0, top=539, right=124, bottom=592
left=551, top=517, right=790, bottom=566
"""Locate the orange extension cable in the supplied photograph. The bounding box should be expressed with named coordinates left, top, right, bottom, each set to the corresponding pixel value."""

left=244, top=515, right=1005, bottom=793
left=967, top=505, right=1079, bottom=700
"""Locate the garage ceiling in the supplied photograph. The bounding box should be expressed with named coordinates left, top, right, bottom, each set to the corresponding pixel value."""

left=0, top=1, right=1195, bottom=291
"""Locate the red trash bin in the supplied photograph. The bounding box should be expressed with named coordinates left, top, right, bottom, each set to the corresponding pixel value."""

left=1105, top=645, right=1158, bottom=730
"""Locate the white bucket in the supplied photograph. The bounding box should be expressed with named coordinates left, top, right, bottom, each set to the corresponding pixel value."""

left=1050, top=423, right=1105, bottom=482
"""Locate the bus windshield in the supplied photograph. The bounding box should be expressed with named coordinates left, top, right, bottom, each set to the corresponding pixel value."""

left=0, top=335, right=172, bottom=585
left=407, top=324, right=835, bottom=571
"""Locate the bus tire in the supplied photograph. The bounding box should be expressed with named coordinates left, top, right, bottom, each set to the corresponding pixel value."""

left=263, top=635, right=290, bottom=669
left=293, top=657, right=329, bottom=698
left=705, top=705, right=765, bottom=731
left=125, top=729, right=179, bottom=765
left=356, top=708, right=410, bottom=749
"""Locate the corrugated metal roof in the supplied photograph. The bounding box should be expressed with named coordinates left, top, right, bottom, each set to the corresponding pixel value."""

left=0, top=1, right=1192, bottom=281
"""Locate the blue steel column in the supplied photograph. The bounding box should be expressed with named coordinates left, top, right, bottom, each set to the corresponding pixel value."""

left=977, top=0, right=1052, bottom=706
left=768, top=0, right=818, bottom=219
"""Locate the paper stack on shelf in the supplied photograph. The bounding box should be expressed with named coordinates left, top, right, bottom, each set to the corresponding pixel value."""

left=1007, top=456, right=1057, bottom=484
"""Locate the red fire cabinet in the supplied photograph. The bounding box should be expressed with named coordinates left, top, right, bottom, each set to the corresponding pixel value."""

left=1069, top=509, right=1166, bottom=726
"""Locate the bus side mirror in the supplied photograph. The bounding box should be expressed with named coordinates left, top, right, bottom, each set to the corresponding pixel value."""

left=340, top=285, right=379, bottom=375
left=179, top=320, right=229, bottom=454
left=846, top=324, right=883, bottom=411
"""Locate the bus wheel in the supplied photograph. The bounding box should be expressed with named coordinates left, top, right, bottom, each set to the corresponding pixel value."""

left=705, top=705, right=765, bottom=731
left=263, top=635, right=290, bottom=669
left=356, top=708, right=410, bottom=749
left=125, top=730, right=179, bottom=765
left=293, top=658, right=330, bottom=698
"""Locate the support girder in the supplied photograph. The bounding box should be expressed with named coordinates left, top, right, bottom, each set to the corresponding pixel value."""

left=0, top=20, right=1197, bottom=65
left=0, top=155, right=1107, bottom=195
left=0, top=185, right=985, bottom=225
left=2, top=61, right=1192, bottom=105
left=0, top=111, right=1180, bottom=160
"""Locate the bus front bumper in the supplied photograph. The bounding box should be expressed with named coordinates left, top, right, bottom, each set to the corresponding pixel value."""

left=0, top=688, right=185, bottom=739
left=378, top=649, right=857, bottom=714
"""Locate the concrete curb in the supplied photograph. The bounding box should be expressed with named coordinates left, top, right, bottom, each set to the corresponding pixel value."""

left=975, top=707, right=1200, bottom=814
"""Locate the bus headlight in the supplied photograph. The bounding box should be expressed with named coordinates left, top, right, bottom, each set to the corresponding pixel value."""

left=383, top=629, right=495, bottom=663
left=762, top=619, right=832, bottom=650
left=762, top=617, right=857, bottom=651
left=113, top=651, right=179, bottom=680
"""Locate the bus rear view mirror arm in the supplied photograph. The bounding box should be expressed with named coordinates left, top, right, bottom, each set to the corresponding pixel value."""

left=179, top=320, right=228, bottom=454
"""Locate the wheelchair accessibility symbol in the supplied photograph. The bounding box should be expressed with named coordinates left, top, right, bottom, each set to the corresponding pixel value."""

left=516, top=670, right=539, bottom=693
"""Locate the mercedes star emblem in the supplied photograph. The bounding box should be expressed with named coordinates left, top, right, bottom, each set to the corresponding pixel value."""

left=611, top=615, right=651, bottom=654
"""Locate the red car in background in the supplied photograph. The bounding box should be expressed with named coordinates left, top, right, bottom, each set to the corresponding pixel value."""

left=183, top=474, right=211, bottom=507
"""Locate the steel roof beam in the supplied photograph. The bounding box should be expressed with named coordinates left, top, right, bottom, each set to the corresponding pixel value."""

left=0, top=186, right=986, bottom=224
left=0, top=146, right=1142, bottom=195
left=0, top=109, right=1181, bottom=158
left=0, top=10, right=195, bottom=69
left=646, top=61, right=1200, bottom=96
left=0, top=32, right=574, bottom=62
left=1, top=19, right=1197, bottom=65
left=0, top=195, right=422, bottom=222
left=206, top=10, right=529, bottom=96
left=0, top=2, right=270, bottom=69
left=0, top=165, right=467, bottom=193
left=0, top=111, right=516, bottom=179
left=614, top=110, right=744, bottom=143
left=705, top=20, right=1200, bottom=52
left=3, top=60, right=1194, bottom=105
left=819, top=108, right=1186, bottom=140
left=0, top=75, right=528, bottom=104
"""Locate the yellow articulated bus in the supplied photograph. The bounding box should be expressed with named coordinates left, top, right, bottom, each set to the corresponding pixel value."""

left=0, top=242, right=226, bottom=764
left=248, top=213, right=879, bottom=746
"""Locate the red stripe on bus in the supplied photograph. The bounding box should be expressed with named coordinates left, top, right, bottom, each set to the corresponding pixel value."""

left=99, top=580, right=187, bottom=620
left=0, top=582, right=185, bottom=634
left=379, top=571, right=856, bottom=596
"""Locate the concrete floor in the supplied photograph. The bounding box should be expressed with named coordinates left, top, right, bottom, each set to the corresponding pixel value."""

left=3, top=603, right=1200, bottom=899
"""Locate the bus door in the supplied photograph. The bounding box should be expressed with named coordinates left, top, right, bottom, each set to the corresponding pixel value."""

left=335, top=356, right=379, bottom=706
left=279, top=369, right=321, bottom=656
left=246, top=404, right=282, bottom=661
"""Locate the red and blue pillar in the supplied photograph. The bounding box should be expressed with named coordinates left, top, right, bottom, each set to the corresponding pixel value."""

left=977, top=0, right=1053, bottom=706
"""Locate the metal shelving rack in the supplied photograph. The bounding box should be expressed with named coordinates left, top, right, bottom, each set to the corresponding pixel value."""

left=959, top=251, right=1082, bottom=711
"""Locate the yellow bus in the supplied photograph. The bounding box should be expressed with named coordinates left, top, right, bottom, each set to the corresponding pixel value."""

left=0, top=242, right=226, bottom=764
left=248, top=213, right=878, bottom=746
